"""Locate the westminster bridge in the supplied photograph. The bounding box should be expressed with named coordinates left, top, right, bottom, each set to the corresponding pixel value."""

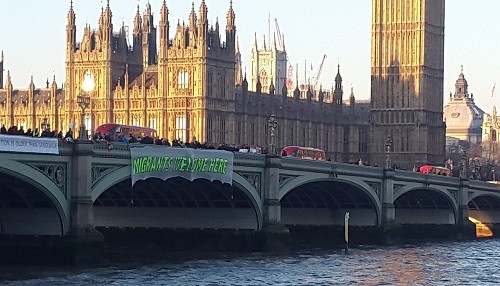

left=1, top=140, right=500, bottom=242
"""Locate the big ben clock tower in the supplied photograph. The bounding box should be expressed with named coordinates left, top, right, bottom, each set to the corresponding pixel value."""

left=370, top=0, right=446, bottom=168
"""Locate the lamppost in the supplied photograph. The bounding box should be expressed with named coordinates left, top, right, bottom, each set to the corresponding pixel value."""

left=460, top=149, right=467, bottom=179
left=268, top=114, right=278, bottom=155
left=385, top=134, right=393, bottom=169
left=77, top=94, right=90, bottom=140
left=41, top=117, right=49, bottom=131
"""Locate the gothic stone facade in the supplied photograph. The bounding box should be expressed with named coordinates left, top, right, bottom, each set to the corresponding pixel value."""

left=371, top=0, right=446, bottom=168
left=63, top=1, right=237, bottom=144
left=0, top=1, right=371, bottom=163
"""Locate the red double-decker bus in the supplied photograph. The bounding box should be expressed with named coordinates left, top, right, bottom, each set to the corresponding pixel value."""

left=281, top=146, right=326, bottom=161
left=419, top=165, right=451, bottom=176
left=95, top=124, right=157, bottom=140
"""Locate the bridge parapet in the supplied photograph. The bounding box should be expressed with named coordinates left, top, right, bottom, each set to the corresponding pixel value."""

left=395, top=169, right=460, bottom=188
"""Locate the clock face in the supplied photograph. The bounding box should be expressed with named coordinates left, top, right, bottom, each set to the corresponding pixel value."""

left=82, top=70, right=95, bottom=92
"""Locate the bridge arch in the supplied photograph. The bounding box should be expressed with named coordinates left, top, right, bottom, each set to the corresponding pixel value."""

left=468, top=192, right=500, bottom=205
left=279, top=173, right=382, bottom=226
left=279, top=174, right=381, bottom=207
left=0, top=159, right=69, bottom=235
left=393, top=184, right=458, bottom=224
left=91, top=167, right=263, bottom=229
left=91, top=165, right=130, bottom=202
left=467, top=192, right=500, bottom=224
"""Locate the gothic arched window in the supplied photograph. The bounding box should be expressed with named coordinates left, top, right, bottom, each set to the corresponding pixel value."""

left=132, top=116, right=140, bottom=126
left=82, top=70, right=95, bottom=93
left=260, top=69, right=269, bottom=93
left=149, top=116, right=157, bottom=130
left=177, top=69, right=189, bottom=89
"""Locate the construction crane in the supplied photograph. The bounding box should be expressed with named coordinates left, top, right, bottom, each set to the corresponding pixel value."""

left=286, top=65, right=293, bottom=90
left=313, top=54, right=327, bottom=91
left=274, top=18, right=284, bottom=50
left=274, top=17, right=291, bottom=91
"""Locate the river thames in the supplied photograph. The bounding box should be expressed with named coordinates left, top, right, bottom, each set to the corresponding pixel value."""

left=1, top=239, right=499, bottom=285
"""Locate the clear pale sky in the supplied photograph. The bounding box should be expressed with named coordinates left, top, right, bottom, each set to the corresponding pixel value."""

left=0, top=1, right=499, bottom=114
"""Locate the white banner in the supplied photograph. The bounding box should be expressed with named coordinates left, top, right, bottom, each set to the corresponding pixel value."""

left=0, top=134, right=59, bottom=154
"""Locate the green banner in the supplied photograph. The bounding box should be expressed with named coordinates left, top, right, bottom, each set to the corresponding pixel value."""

left=130, top=146, right=234, bottom=186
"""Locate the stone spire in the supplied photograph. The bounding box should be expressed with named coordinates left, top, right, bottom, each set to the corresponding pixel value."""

left=198, top=0, right=208, bottom=44
left=252, top=32, right=258, bottom=51
left=269, top=79, right=275, bottom=95
left=0, top=50, right=3, bottom=88
left=350, top=86, right=355, bottom=110
left=235, top=37, right=243, bottom=86
left=333, top=64, right=343, bottom=106
left=133, top=3, right=142, bottom=35
left=97, top=0, right=113, bottom=45
left=226, top=0, right=235, bottom=31
left=66, top=1, right=76, bottom=50
left=453, top=66, right=469, bottom=99
left=159, top=0, right=169, bottom=54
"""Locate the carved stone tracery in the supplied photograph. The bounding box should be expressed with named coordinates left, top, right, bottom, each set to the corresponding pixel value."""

left=279, top=174, right=297, bottom=188
left=239, top=172, right=261, bottom=194
left=91, top=164, right=122, bottom=187
left=27, top=163, right=67, bottom=197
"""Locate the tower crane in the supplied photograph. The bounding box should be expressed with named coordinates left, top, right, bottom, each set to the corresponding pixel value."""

left=313, top=54, right=327, bottom=91
left=286, top=65, right=293, bottom=90
left=274, top=18, right=284, bottom=50
left=275, top=18, right=292, bottom=90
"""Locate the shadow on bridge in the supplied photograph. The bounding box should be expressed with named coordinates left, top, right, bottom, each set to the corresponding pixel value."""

left=394, top=188, right=456, bottom=224
left=468, top=195, right=500, bottom=228
left=280, top=180, right=378, bottom=226
left=93, top=177, right=260, bottom=230
left=0, top=172, right=63, bottom=236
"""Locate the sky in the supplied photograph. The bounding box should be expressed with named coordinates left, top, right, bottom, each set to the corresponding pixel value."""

left=0, top=1, right=499, bottom=114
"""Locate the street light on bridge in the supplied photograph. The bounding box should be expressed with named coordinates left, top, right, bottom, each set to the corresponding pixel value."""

left=77, top=94, right=90, bottom=140
left=41, top=116, right=49, bottom=131
left=460, top=149, right=468, bottom=179
left=77, top=70, right=95, bottom=140
left=385, top=134, right=393, bottom=169
left=268, top=114, right=278, bottom=155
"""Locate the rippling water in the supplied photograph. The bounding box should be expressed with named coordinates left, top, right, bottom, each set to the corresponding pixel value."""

left=1, top=240, right=500, bottom=285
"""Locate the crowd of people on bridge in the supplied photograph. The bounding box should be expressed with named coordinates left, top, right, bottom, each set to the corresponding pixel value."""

left=4, top=124, right=498, bottom=181
left=1, top=124, right=75, bottom=142
left=1, top=124, right=267, bottom=153
left=91, top=130, right=268, bottom=153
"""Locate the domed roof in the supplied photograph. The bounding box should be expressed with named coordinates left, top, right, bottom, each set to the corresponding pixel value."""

left=443, top=68, right=484, bottom=139
left=444, top=100, right=484, bottom=130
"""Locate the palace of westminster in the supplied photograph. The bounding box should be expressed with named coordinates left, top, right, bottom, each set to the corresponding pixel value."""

left=0, top=0, right=498, bottom=168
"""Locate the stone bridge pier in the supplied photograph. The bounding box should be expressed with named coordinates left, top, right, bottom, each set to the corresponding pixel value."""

left=60, top=142, right=104, bottom=263
left=262, top=156, right=285, bottom=232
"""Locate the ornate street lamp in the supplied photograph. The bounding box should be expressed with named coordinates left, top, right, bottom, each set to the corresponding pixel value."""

left=77, top=94, right=91, bottom=140
left=268, top=114, right=278, bottom=155
left=41, top=117, right=49, bottom=131
left=460, top=149, right=467, bottom=179
left=385, top=134, right=393, bottom=169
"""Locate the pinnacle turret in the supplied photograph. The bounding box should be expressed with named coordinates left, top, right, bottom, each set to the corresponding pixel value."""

left=226, top=0, right=235, bottom=31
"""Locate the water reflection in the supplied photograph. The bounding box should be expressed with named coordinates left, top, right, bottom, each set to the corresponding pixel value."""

left=469, top=217, right=494, bottom=238
left=1, top=240, right=500, bottom=285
